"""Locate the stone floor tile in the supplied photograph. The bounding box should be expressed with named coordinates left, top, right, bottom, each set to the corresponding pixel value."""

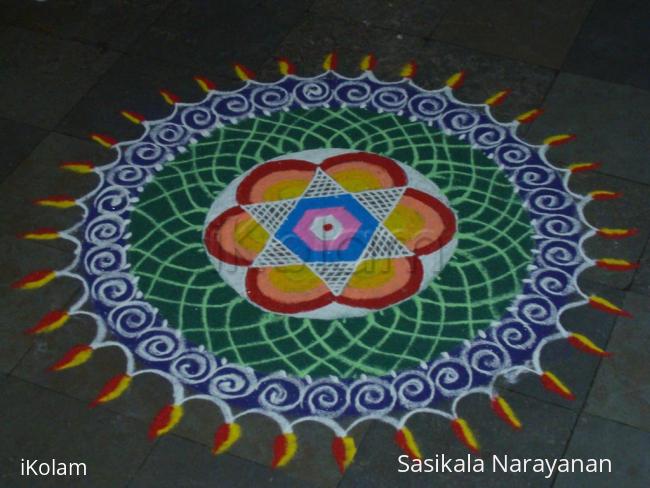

left=0, top=27, right=119, bottom=129
left=432, top=0, right=594, bottom=69
left=0, top=118, right=47, bottom=182
left=131, top=434, right=315, bottom=488
left=310, top=0, right=453, bottom=37
left=127, top=0, right=308, bottom=76
left=630, top=240, right=650, bottom=297
left=554, top=413, right=650, bottom=488
left=340, top=391, right=576, bottom=487
left=56, top=53, right=238, bottom=142
left=585, top=292, right=650, bottom=431
left=563, top=0, right=650, bottom=91
left=0, top=376, right=152, bottom=488
left=526, top=73, right=650, bottom=185
left=0, top=0, right=173, bottom=51
left=505, top=281, right=623, bottom=411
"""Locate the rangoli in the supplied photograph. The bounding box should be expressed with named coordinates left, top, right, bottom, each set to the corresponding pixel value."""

left=15, top=54, right=637, bottom=471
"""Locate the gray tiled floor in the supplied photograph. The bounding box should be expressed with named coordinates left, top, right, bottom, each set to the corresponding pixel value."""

left=2, top=1, right=649, bottom=487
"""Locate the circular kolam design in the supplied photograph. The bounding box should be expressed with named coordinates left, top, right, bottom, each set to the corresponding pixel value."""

left=16, top=58, right=632, bottom=467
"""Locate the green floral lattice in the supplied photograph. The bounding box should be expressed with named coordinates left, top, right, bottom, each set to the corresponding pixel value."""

left=128, top=108, right=533, bottom=379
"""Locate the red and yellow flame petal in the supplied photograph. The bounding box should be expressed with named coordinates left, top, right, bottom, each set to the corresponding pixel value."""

left=360, top=54, right=377, bottom=71
left=541, top=371, right=575, bottom=400
left=321, top=151, right=407, bottom=192
left=568, top=333, right=612, bottom=357
left=234, top=63, right=256, bottom=81
left=213, top=423, right=242, bottom=455
left=485, top=89, right=511, bottom=106
left=148, top=404, right=184, bottom=440
left=12, top=269, right=57, bottom=289
left=446, top=71, right=466, bottom=89
left=516, top=109, right=543, bottom=124
left=451, top=418, right=480, bottom=453
left=120, top=110, right=145, bottom=124
left=277, top=57, right=296, bottom=76
left=204, top=206, right=269, bottom=266
left=588, top=295, right=632, bottom=318
left=384, top=188, right=456, bottom=255
left=194, top=76, right=216, bottom=92
left=25, top=310, right=69, bottom=335
left=323, top=52, right=338, bottom=71
left=49, top=344, right=93, bottom=371
left=271, top=433, right=297, bottom=469
left=89, top=373, right=132, bottom=407
left=544, top=134, right=576, bottom=146
left=597, top=228, right=638, bottom=239
left=159, top=89, right=179, bottom=105
left=400, top=61, right=418, bottom=79
left=590, top=190, right=622, bottom=201
left=246, top=265, right=333, bottom=314
left=491, top=395, right=522, bottom=430
left=596, top=258, right=639, bottom=271
left=19, top=228, right=60, bottom=240
left=569, top=162, right=601, bottom=173
left=90, top=133, right=117, bottom=148
left=332, top=436, right=357, bottom=473
left=236, top=159, right=315, bottom=204
left=338, top=257, right=423, bottom=309
left=394, top=427, right=422, bottom=460
left=33, top=195, right=76, bottom=208
left=59, top=161, right=94, bottom=174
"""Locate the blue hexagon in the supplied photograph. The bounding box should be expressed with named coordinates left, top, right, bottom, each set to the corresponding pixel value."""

left=275, top=195, right=379, bottom=263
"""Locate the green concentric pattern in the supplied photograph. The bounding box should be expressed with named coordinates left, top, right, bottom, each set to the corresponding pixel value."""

left=128, top=107, right=534, bottom=379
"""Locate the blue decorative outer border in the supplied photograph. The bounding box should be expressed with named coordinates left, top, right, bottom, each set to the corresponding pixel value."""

left=80, top=72, right=585, bottom=419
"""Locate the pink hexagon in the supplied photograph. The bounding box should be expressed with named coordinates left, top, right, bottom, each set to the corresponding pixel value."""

left=293, top=207, right=362, bottom=251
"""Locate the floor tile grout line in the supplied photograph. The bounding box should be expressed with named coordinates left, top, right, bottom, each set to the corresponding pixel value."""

left=557, top=0, right=600, bottom=74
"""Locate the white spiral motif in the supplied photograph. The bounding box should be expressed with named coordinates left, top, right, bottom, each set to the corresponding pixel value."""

left=531, top=268, right=574, bottom=297
left=440, top=108, right=480, bottom=133
left=538, top=239, right=581, bottom=268
left=181, top=106, right=217, bottom=131
left=94, top=186, right=130, bottom=214
left=136, top=330, right=183, bottom=362
left=335, top=81, right=372, bottom=105
left=150, top=122, right=191, bottom=146
left=212, top=94, right=251, bottom=118
left=170, top=351, right=217, bottom=385
left=371, top=86, right=409, bottom=112
left=251, top=86, right=290, bottom=111
left=394, top=371, right=434, bottom=409
left=407, top=92, right=447, bottom=120
left=515, top=166, right=557, bottom=189
left=350, top=378, right=396, bottom=415
left=84, top=244, right=126, bottom=274
left=469, top=124, right=507, bottom=148
left=107, top=165, right=149, bottom=187
left=91, top=272, right=136, bottom=306
left=293, top=80, right=332, bottom=106
left=429, top=359, right=472, bottom=396
left=464, top=342, right=509, bottom=375
left=516, top=295, right=557, bottom=326
left=494, top=320, right=537, bottom=350
left=536, top=215, right=582, bottom=238
left=303, top=380, right=349, bottom=418
left=208, top=366, right=257, bottom=399
left=108, top=301, right=157, bottom=338
left=494, top=143, right=533, bottom=168
left=257, top=376, right=303, bottom=412
left=85, top=214, right=126, bottom=244
left=125, top=141, right=168, bottom=167
left=527, top=188, right=573, bottom=214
